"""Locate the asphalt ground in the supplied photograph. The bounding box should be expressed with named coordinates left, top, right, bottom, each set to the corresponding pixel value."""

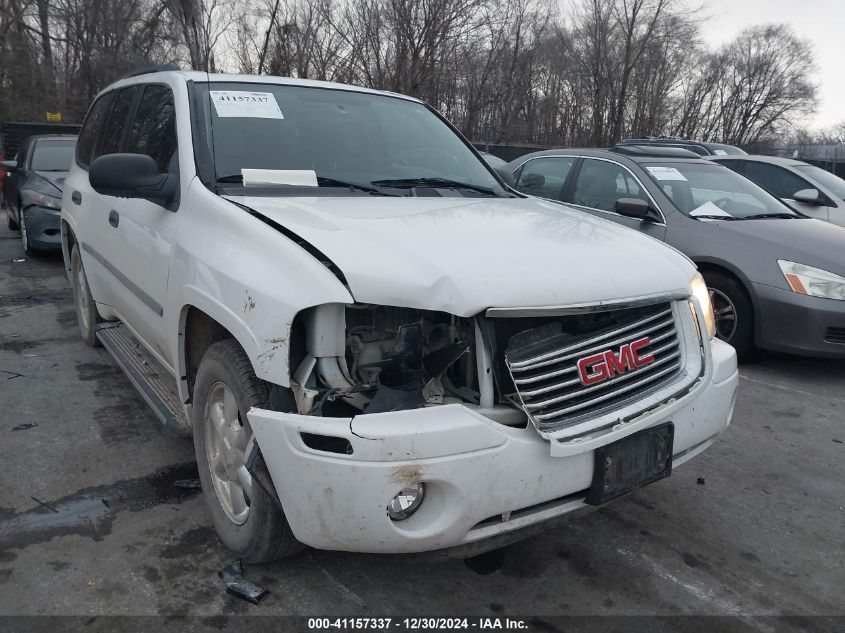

left=0, top=210, right=843, bottom=631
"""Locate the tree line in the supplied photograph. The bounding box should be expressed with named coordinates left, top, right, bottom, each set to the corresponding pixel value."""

left=0, top=0, right=819, bottom=150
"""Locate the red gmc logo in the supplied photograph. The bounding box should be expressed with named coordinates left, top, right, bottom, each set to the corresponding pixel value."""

left=576, top=337, right=655, bottom=386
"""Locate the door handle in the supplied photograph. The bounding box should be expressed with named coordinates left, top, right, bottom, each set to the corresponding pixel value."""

left=108, top=210, right=119, bottom=227
left=71, top=191, right=82, bottom=205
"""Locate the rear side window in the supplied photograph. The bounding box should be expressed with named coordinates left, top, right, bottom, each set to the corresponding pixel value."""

left=76, top=93, right=113, bottom=168
left=127, top=85, right=178, bottom=174
left=514, top=157, right=574, bottom=200
left=98, top=86, right=138, bottom=158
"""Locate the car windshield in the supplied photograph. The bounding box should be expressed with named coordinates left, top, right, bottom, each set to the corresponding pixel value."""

left=645, top=162, right=801, bottom=219
left=31, top=139, right=76, bottom=171
left=795, top=164, right=845, bottom=200
left=192, top=82, right=506, bottom=197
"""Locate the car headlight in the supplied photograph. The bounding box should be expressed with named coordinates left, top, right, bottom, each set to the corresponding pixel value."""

left=28, top=191, right=62, bottom=209
left=689, top=273, right=716, bottom=339
left=778, top=260, right=845, bottom=301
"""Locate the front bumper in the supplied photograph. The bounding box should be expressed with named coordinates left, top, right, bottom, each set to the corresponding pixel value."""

left=753, top=282, right=845, bottom=358
left=23, top=205, right=61, bottom=250
left=248, top=339, right=738, bottom=554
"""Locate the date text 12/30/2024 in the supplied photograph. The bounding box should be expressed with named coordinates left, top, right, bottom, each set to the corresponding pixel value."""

left=307, top=618, right=529, bottom=630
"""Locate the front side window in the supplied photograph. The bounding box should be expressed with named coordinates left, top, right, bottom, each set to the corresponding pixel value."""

left=795, top=164, right=845, bottom=200
left=128, top=85, right=178, bottom=174
left=31, top=140, right=77, bottom=171
left=743, top=162, right=812, bottom=199
left=514, top=157, right=574, bottom=200
left=571, top=159, right=648, bottom=212
left=646, top=162, right=800, bottom=219
left=76, top=93, right=113, bottom=168
left=191, top=82, right=506, bottom=197
left=98, top=86, right=138, bottom=158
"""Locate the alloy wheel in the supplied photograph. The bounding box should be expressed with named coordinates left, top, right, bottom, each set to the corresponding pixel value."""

left=708, top=287, right=738, bottom=342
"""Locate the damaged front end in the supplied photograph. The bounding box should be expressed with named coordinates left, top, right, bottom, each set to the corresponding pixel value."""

left=288, top=303, right=525, bottom=426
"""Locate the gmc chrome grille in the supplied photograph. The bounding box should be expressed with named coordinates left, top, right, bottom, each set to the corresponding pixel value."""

left=504, top=302, right=683, bottom=432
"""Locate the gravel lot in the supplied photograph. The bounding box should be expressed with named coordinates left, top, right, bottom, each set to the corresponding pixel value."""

left=0, top=210, right=843, bottom=627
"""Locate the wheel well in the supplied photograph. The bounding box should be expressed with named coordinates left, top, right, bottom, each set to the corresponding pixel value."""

left=695, top=261, right=756, bottom=316
left=62, top=220, right=77, bottom=273
left=182, top=306, right=234, bottom=403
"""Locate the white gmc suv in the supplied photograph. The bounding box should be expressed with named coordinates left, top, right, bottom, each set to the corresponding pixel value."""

left=61, top=68, right=738, bottom=562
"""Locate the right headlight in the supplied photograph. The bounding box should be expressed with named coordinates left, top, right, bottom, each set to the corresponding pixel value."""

left=778, top=260, right=845, bottom=301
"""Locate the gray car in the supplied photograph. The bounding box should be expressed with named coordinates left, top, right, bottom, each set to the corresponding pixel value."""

left=507, top=145, right=845, bottom=359
left=710, top=154, right=845, bottom=228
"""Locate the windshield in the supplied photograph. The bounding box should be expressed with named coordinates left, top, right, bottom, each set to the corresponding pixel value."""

left=645, top=162, right=801, bottom=219
left=31, top=139, right=76, bottom=171
left=795, top=164, right=845, bottom=200
left=192, top=82, right=506, bottom=197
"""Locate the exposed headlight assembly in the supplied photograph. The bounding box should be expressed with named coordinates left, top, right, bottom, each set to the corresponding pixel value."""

left=28, top=191, right=62, bottom=209
left=689, top=273, right=716, bottom=339
left=778, top=260, right=845, bottom=301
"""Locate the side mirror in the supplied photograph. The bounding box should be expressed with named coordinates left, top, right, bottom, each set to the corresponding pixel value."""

left=90, top=153, right=177, bottom=208
left=0, top=160, right=17, bottom=172
left=615, top=197, right=654, bottom=220
left=792, top=188, right=821, bottom=205
left=494, top=165, right=515, bottom=187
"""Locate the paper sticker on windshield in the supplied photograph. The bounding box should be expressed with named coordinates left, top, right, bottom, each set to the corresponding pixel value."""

left=210, top=91, right=284, bottom=119
left=712, top=149, right=728, bottom=156
left=646, top=166, right=687, bottom=181
left=689, top=201, right=732, bottom=218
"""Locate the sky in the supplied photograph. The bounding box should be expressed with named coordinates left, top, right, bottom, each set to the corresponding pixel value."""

left=697, top=0, right=845, bottom=130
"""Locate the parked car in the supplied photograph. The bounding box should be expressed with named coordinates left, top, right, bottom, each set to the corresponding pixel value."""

left=710, top=155, right=845, bottom=228
left=479, top=150, right=508, bottom=168
left=1, top=134, right=77, bottom=255
left=63, top=68, right=737, bottom=561
left=618, top=136, right=746, bottom=157
left=508, top=145, right=845, bottom=359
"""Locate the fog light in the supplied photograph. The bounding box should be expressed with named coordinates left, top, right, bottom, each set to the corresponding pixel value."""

left=387, top=483, right=425, bottom=521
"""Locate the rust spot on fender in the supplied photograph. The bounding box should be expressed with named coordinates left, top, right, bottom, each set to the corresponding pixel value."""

left=391, top=464, right=422, bottom=486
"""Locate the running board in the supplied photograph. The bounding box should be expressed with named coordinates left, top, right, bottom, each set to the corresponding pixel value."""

left=95, top=323, right=189, bottom=436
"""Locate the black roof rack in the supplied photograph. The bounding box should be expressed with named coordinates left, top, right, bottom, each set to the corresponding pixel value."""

left=612, top=144, right=701, bottom=159
left=120, top=63, right=181, bottom=80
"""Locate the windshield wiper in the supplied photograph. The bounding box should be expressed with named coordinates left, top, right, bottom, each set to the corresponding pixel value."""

left=316, top=176, right=396, bottom=196
left=742, top=213, right=799, bottom=220
left=372, top=177, right=500, bottom=196
left=216, top=174, right=394, bottom=196
left=691, top=214, right=740, bottom=221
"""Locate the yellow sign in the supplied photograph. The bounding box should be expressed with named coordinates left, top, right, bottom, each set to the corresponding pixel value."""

left=45, top=112, right=62, bottom=122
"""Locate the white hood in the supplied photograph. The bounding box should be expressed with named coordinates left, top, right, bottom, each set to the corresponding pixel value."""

left=228, top=195, right=696, bottom=316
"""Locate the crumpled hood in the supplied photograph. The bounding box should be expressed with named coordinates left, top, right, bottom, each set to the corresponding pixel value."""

left=34, top=170, right=67, bottom=194
left=228, top=194, right=697, bottom=316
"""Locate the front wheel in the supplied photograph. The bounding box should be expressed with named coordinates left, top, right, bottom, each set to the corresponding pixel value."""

left=70, top=245, right=101, bottom=346
left=20, top=209, right=36, bottom=256
left=702, top=270, right=754, bottom=359
left=193, top=339, right=303, bottom=562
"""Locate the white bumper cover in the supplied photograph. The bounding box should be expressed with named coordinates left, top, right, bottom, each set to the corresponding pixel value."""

left=248, top=338, right=738, bottom=554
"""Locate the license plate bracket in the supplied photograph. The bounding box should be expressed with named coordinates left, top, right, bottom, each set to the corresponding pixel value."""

left=586, top=422, right=674, bottom=506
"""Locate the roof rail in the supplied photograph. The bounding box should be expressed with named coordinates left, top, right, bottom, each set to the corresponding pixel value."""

left=121, top=63, right=181, bottom=80
left=612, top=144, right=701, bottom=159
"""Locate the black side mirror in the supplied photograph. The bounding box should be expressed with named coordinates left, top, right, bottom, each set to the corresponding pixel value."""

left=90, top=153, right=177, bottom=209
left=0, top=160, right=18, bottom=172
left=792, top=188, right=822, bottom=205
left=615, top=197, right=654, bottom=220
left=494, top=165, right=515, bottom=187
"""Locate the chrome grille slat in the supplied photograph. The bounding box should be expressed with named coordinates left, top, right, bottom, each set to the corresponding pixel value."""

left=503, top=301, right=685, bottom=433
left=518, top=338, right=679, bottom=399
left=533, top=361, right=683, bottom=420
left=508, top=307, right=673, bottom=370
left=512, top=326, right=677, bottom=385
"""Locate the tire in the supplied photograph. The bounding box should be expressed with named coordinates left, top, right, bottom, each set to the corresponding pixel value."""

left=20, top=209, right=36, bottom=256
left=702, top=270, right=755, bottom=359
left=7, top=207, right=18, bottom=230
left=70, top=245, right=102, bottom=347
left=193, top=339, right=303, bottom=563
